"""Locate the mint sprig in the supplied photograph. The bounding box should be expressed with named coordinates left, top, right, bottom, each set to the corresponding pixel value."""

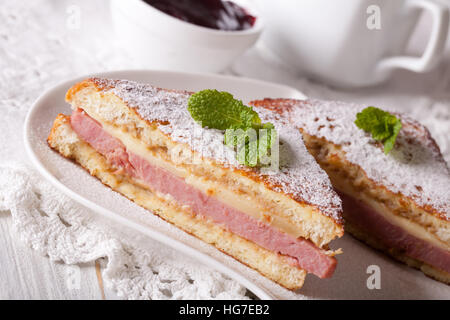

left=354, top=106, right=402, bottom=154
left=188, top=90, right=261, bottom=130
left=188, top=89, right=276, bottom=167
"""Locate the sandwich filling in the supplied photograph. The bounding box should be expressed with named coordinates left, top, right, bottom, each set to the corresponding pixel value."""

left=250, top=98, right=450, bottom=277
left=339, top=192, right=450, bottom=273
left=70, top=108, right=337, bottom=278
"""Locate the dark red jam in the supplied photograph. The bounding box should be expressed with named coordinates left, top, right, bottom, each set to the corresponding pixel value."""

left=143, top=0, right=256, bottom=31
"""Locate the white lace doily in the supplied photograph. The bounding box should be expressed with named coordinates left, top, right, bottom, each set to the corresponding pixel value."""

left=0, top=163, right=248, bottom=299
left=1, top=0, right=449, bottom=300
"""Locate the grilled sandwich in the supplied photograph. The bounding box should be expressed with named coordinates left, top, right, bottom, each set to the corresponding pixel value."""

left=48, top=78, right=344, bottom=289
left=250, top=98, right=450, bottom=283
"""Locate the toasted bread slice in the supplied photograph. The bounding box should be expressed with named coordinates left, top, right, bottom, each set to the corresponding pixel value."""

left=250, top=98, right=450, bottom=283
left=47, top=79, right=344, bottom=289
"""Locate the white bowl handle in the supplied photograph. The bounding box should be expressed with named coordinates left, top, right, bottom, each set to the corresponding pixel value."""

left=377, top=0, right=449, bottom=73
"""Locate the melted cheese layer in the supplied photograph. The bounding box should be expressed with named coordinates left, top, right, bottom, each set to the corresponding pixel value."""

left=99, top=118, right=318, bottom=240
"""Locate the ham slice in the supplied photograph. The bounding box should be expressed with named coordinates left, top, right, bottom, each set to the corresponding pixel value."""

left=338, top=191, right=450, bottom=273
left=70, top=109, right=337, bottom=278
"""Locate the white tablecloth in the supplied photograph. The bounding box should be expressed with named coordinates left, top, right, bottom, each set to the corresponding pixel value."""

left=0, top=0, right=449, bottom=299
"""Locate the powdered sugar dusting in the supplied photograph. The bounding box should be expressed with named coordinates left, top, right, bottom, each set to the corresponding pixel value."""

left=91, top=78, right=343, bottom=223
left=108, top=79, right=239, bottom=165
left=288, top=99, right=450, bottom=220
left=256, top=107, right=342, bottom=222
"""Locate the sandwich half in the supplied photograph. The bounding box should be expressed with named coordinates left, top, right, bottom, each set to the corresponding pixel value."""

left=47, top=78, right=344, bottom=289
left=250, top=98, right=450, bottom=284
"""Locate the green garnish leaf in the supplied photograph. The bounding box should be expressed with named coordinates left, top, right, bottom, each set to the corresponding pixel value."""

left=188, top=89, right=261, bottom=130
left=354, top=106, right=402, bottom=154
left=224, top=126, right=276, bottom=167
left=188, top=89, right=277, bottom=167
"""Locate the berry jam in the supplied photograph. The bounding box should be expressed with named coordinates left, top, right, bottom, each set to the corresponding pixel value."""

left=143, top=0, right=256, bottom=31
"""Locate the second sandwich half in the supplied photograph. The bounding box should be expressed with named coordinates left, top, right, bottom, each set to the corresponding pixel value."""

left=47, top=78, right=344, bottom=289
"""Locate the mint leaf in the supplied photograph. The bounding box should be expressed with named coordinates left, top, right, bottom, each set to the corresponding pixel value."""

left=224, top=126, right=276, bottom=167
left=355, top=106, right=402, bottom=154
left=383, top=120, right=402, bottom=154
left=188, top=89, right=260, bottom=130
left=188, top=89, right=277, bottom=167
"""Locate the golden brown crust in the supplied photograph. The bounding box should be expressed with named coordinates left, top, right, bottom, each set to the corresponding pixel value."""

left=301, top=131, right=450, bottom=284
left=65, top=80, right=93, bottom=102
left=301, top=132, right=449, bottom=245
left=47, top=114, right=307, bottom=290
left=251, top=98, right=450, bottom=284
left=250, top=98, right=449, bottom=222
left=65, top=79, right=344, bottom=228
left=64, top=79, right=344, bottom=252
left=47, top=113, right=70, bottom=141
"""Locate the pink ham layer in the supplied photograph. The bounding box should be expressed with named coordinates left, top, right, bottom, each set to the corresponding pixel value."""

left=70, top=109, right=337, bottom=278
left=338, top=191, right=450, bottom=273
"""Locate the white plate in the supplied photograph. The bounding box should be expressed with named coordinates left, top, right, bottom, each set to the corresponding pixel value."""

left=24, top=70, right=305, bottom=300
left=24, top=70, right=450, bottom=300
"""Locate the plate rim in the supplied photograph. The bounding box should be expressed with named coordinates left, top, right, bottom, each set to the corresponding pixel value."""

left=23, top=69, right=306, bottom=300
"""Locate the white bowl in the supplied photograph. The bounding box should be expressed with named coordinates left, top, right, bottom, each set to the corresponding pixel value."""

left=111, top=0, right=263, bottom=73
